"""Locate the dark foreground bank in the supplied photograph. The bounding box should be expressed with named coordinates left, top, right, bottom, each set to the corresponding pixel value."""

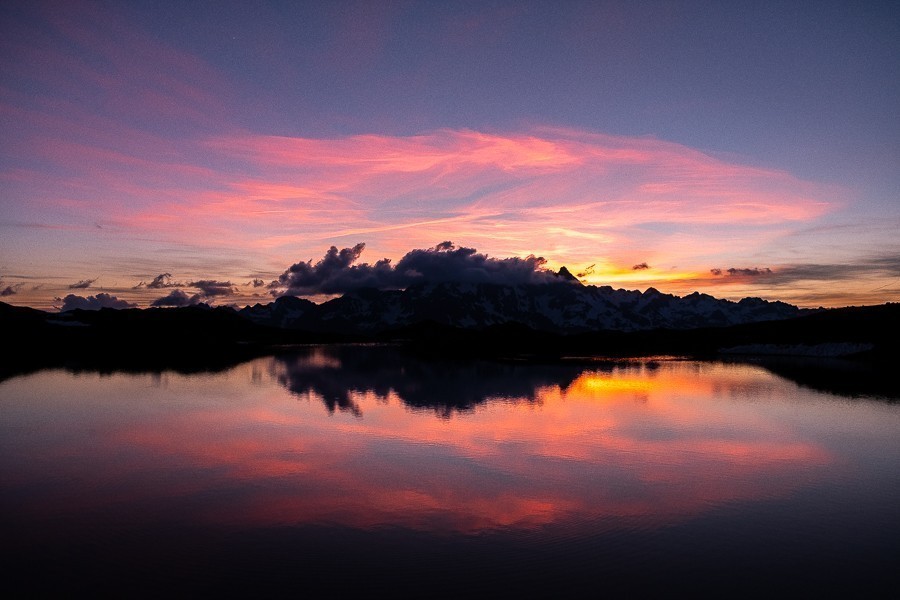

left=2, top=300, right=898, bottom=376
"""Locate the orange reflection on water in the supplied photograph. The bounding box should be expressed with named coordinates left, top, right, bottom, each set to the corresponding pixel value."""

left=566, top=371, right=655, bottom=396
left=2, top=356, right=834, bottom=535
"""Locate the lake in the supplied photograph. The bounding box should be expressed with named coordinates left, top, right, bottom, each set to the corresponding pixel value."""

left=2, top=345, right=898, bottom=596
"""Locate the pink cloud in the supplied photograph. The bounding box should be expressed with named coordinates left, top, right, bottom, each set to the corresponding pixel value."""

left=3, top=121, right=842, bottom=303
left=32, top=2, right=230, bottom=127
left=196, top=129, right=832, bottom=250
left=110, top=131, right=835, bottom=257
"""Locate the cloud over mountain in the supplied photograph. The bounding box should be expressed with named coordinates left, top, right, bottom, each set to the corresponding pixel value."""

left=138, top=274, right=236, bottom=306
left=138, top=273, right=233, bottom=292
left=59, top=293, right=137, bottom=311
left=188, top=280, right=236, bottom=297
left=272, top=242, right=556, bottom=296
left=150, top=289, right=202, bottom=307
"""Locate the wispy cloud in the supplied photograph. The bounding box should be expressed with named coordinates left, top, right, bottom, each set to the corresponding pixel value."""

left=145, top=273, right=179, bottom=289
left=1, top=283, right=24, bottom=296
left=710, top=267, right=773, bottom=279
left=707, top=254, right=900, bottom=286
left=68, top=278, right=98, bottom=289
left=619, top=252, right=900, bottom=306
left=11, top=1, right=230, bottom=129
left=109, top=127, right=831, bottom=266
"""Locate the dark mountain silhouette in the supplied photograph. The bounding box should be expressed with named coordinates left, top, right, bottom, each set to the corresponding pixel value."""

left=240, top=275, right=806, bottom=334
left=240, top=295, right=318, bottom=329
left=0, top=301, right=344, bottom=379
left=2, top=281, right=898, bottom=383
left=3, top=297, right=899, bottom=399
left=273, top=345, right=587, bottom=418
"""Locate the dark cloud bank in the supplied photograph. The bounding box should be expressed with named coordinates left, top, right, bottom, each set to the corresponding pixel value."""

left=150, top=289, right=202, bottom=307
left=144, top=240, right=549, bottom=305
left=190, top=280, right=236, bottom=297
left=59, top=293, right=137, bottom=311
left=271, top=242, right=555, bottom=296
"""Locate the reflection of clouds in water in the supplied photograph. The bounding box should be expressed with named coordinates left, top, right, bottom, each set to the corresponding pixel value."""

left=270, top=346, right=586, bottom=417
left=220, top=358, right=833, bottom=531
left=266, top=348, right=785, bottom=417
left=0, top=356, right=845, bottom=538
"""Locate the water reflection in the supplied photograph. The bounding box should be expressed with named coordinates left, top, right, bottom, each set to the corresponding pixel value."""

left=3, top=347, right=899, bottom=595
left=740, top=356, right=900, bottom=401
left=1, top=348, right=855, bottom=536
left=272, top=346, right=585, bottom=417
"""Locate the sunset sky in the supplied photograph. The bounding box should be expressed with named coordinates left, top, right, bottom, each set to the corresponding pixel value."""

left=1, top=1, right=897, bottom=310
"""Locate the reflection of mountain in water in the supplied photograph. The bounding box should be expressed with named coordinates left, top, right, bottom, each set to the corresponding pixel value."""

left=272, top=345, right=586, bottom=417
left=748, top=357, right=900, bottom=402
left=3, top=334, right=896, bottom=406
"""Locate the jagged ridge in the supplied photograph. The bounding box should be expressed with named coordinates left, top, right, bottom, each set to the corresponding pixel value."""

left=240, top=274, right=806, bottom=334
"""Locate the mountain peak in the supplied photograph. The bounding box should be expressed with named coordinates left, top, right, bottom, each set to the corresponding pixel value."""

left=556, top=266, right=581, bottom=284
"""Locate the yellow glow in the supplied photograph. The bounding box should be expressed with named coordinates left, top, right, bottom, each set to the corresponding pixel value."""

left=567, top=372, right=655, bottom=396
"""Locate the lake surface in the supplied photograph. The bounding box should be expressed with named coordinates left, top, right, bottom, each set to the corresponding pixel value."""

left=2, top=346, right=898, bottom=596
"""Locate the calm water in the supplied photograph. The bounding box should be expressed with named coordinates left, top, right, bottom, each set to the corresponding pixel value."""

left=2, top=346, right=898, bottom=596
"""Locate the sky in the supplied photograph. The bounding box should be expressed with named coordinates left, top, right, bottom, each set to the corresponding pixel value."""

left=1, top=0, right=898, bottom=310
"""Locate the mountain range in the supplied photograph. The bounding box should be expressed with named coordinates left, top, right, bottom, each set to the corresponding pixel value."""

left=240, top=269, right=805, bottom=334
left=3, top=270, right=898, bottom=380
